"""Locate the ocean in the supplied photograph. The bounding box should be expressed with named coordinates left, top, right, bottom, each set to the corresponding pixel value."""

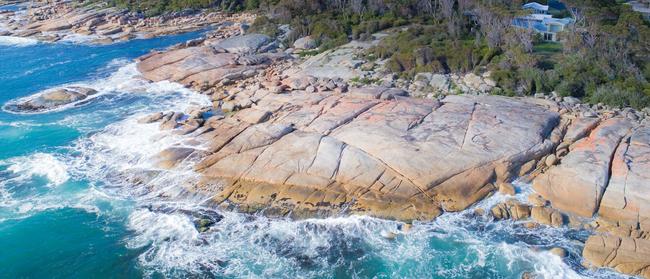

left=0, top=17, right=625, bottom=279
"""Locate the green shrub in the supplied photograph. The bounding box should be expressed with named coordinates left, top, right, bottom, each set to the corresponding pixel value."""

left=589, top=85, right=650, bottom=109
left=249, top=15, right=279, bottom=37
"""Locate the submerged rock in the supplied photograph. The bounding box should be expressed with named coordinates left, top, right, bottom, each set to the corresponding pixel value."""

left=549, top=247, right=567, bottom=258
left=4, top=86, right=97, bottom=113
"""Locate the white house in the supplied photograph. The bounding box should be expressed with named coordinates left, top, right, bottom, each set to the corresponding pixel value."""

left=522, top=2, right=549, bottom=14
left=513, top=2, right=573, bottom=41
left=627, top=1, right=650, bottom=21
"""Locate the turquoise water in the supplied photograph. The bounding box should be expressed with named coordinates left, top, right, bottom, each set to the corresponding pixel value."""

left=0, top=31, right=624, bottom=278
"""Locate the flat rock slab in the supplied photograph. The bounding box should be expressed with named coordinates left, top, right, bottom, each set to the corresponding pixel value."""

left=598, top=123, right=650, bottom=230
left=533, top=118, right=633, bottom=217
left=136, top=45, right=275, bottom=88
left=193, top=92, right=561, bottom=221
left=209, top=34, right=271, bottom=54
left=583, top=234, right=650, bottom=278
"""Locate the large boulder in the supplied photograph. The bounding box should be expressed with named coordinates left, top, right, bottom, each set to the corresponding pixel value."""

left=210, top=34, right=271, bottom=54
left=193, top=93, right=561, bottom=221
left=293, top=36, right=317, bottom=50
left=532, top=118, right=633, bottom=217
left=4, top=86, right=97, bottom=113
left=136, top=46, right=262, bottom=87
left=564, top=116, right=600, bottom=143
left=583, top=234, right=650, bottom=278
left=154, top=147, right=198, bottom=169
left=598, top=123, right=650, bottom=230
left=32, top=9, right=108, bottom=32
left=429, top=74, right=451, bottom=93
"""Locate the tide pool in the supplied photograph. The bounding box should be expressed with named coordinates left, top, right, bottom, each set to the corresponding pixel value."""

left=0, top=30, right=626, bottom=278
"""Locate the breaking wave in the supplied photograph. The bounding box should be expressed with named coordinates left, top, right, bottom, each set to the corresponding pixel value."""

left=1, top=153, right=69, bottom=187
left=121, top=196, right=609, bottom=279
left=3, top=61, right=202, bottom=115
left=0, top=37, right=629, bottom=279
left=0, top=35, right=38, bottom=47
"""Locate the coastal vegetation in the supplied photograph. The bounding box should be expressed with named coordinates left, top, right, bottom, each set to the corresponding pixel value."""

left=104, top=0, right=650, bottom=108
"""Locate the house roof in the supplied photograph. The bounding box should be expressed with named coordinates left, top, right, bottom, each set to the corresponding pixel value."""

left=543, top=17, right=574, bottom=26
left=523, top=2, right=549, bottom=11
left=523, top=13, right=553, bottom=20
left=512, top=18, right=548, bottom=32
left=628, top=1, right=650, bottom=14
left=512, top=16, right=573, bottom=32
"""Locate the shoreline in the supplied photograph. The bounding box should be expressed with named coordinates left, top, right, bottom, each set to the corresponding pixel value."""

left=0, top=0, right=255, bottom=44
left=128, top=26, right=650, bottom=278
left=2, top=3, right=650, bottom=278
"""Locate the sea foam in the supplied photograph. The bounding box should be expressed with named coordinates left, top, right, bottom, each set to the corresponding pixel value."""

left=0, top=35, right=38, bottom=46
left=3, top=153, right=69, bottom=186
left=3, top=61, right=208, bottom=115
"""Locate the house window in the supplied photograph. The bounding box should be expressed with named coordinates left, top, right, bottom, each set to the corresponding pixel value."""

left=544, top=33, right=554, bottom=41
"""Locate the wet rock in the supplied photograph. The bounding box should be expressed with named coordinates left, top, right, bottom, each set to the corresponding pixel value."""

left=160, top=112, right=184, bottom=130
left=5, top=86, right=97, bottom=113
left=154, top=147, right=197, bottom=169
left=549, top=247, right=567, bottom=257
left=583, top=234, right=650, bottom=278
left=380, top=230, right=398, bottom=239
left=521, top=271, right=539, bottom=279
left=491, top=199, right=530, bottom=220
left=527, top=193, right=547, bottom=207
left=400, top=223, right=412, bottom=233
left=523, top=222, right=539, bottom=229
left=97, top=26, right=122, bottom=36
left=174, top=118, right=203, bottom=135
left=518, top=159, right=537, bottom=176
left=531, top=206, right=564, bottom=227
left=138, top=112, right=164, bottom=124
left=497, top=182, right=516, bottom=196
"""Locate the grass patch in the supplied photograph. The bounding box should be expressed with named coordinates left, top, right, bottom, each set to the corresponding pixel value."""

left=533, top=42, right=563, bottom=55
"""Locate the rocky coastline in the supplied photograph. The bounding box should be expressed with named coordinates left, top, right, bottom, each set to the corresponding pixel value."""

left=0, top=0, right=254, bottom=44
left=128, top=27, right=650, bottom=277
left=6, top=2, right=650, bottom=277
